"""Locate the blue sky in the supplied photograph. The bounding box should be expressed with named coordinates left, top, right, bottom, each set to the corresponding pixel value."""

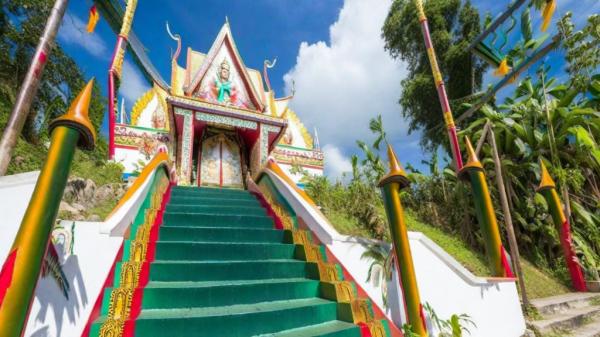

left=56, top=0, right=598, bottom=177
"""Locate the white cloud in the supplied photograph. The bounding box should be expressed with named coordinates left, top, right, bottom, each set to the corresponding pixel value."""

left=323, top=144, right=352, bottom=179
left=58, top=14, right=107, bottom=58
left=283, top=0, right=410, bottom=178
left=118, top=60, right=151, bottom=104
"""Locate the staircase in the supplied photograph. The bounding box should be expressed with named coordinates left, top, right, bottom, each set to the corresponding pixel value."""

left=530, top=293, right=600, bottom=336
left=90, top=186, right=389, bottom=337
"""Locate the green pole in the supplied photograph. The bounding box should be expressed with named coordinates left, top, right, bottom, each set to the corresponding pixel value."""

left=458, top=137, right=508, bottom=277
left=0, top=80, right=96, bottom=337
left=378, top=145, right=428, bottom=337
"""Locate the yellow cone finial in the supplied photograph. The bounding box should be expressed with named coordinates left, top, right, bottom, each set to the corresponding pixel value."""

left=378, top=144, right=410, bottom=189
left=49, top=79, right=97, bottom=150
left=536, top=160, right=556, bottom=191
left=465, top=136, right=479, bottom=163
left=458, top=136, right=484, bottom=179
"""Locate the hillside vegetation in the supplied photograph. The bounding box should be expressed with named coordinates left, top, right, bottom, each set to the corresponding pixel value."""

left=0, top=1, right=123, bottom=218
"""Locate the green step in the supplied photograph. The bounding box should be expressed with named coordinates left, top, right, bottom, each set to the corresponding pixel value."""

left=158, top=226, right=285, bottom=243
left=256, top=320, right=362, bottom=337
left=141, top=278, right=320, bottom=309
left=149, top=260, right=308, bottom=282
left=165, top=204, right=267, bottom=216
left=132, top=298, right=340, bottom=337
left=170, top=187, right=251, bottom=197
left=163, top=212, right=274, bottom=228
left=153, top=242, right=297, bottom=261
left=168, top=195, right=260, bottom=206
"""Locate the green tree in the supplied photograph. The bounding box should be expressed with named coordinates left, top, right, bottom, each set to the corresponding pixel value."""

left=382, top=0, right=485, bottom=152
left=0, top=0, right=106, bottom=144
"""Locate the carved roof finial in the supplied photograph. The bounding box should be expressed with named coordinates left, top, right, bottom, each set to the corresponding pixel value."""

left=263, top=58, right=277, bottom=92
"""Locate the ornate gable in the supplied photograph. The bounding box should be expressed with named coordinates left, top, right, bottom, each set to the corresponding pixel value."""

left=184, top=23, right=264, bottom=112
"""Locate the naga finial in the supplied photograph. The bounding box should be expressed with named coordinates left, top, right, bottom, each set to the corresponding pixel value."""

left=166, top=21, right=181, bottom=63
left=263, top=58, right=277, bottom=92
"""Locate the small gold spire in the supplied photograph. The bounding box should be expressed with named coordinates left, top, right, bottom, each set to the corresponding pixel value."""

left=459, top=136, right=484, bottom=179
left=536, top=159, right=556, bottom=191
left=49, top=79, right=97, bottom=150
left=378, top=144, right=410, bottom=189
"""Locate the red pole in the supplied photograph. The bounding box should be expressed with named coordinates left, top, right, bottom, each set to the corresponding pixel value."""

left=107, top=36, right=125, bottom=160
left=108, top=71, right=116, bottom=159
left=414, top=0, right=463, bottom=170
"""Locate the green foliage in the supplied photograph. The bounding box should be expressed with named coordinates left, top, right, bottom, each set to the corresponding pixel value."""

left=382, top=0, right=486, bottom=151
left=424, top=302, right=476, bottom=337
left=361, top=243, right=394, bottom=307
left=71, top=151, right=124, bottom=186
left=557, top=13, right=600, bottom=93
left=461, top=52, right=600, bottom=284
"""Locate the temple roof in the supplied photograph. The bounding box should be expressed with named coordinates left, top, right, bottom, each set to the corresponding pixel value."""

left=125, top=20, right=315, bottom=149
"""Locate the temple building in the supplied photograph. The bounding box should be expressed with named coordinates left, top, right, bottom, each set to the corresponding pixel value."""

left=113, top=22, right=324, bottom=187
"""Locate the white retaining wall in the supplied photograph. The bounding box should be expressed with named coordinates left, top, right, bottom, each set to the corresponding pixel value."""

left=264, top=169, right=526, bottom=337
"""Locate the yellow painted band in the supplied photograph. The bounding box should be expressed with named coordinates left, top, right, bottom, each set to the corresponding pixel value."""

left=415, top=0, right=426, bottom=21
left=105, top=152, right=171, bottom=219
left=426, top=48, right=443, bottom=84
left=443, top=111, right=455, bottom=127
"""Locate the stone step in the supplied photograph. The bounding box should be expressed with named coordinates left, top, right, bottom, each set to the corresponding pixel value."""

left=531, top=293, right=600, bottom=316
left=569, top=319, right=600, bottom=337
left=531, top=305, right=600, bottom=334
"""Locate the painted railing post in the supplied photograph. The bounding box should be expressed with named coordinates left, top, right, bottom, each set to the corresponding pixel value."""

left=458, top=137, right=508, bottom=277
left=378, top=145, right=428, bottom=337
left=537, top=161, right=587, bottom=291
left=108, top=0, right=138, bottom=159
left=414, top=0, right=463, bottom=171
left=0, top=80, right=96, bottom=337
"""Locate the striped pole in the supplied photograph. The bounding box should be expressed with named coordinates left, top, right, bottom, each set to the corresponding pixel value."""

left=414, top=0, right=463, bottom=170
left=107, top=0, right=138, bottom=159
left=378, top=145, right=428, bottom=336
left=0, top=80, right=96, bottom=337
left=537, top=161, right=587, bottom=291
left=458, top=137, right=508, bottom=277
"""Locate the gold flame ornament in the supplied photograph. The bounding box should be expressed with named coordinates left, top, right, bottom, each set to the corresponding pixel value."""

left=541, top=0, right=556, bottom=32
left=87, top=5, right=100, bottom=33
left=494, top=58, right=511, bottom=77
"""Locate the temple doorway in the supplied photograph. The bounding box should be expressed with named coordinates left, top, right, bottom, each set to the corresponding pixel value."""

left=198, top=133, right=244, bottom=188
